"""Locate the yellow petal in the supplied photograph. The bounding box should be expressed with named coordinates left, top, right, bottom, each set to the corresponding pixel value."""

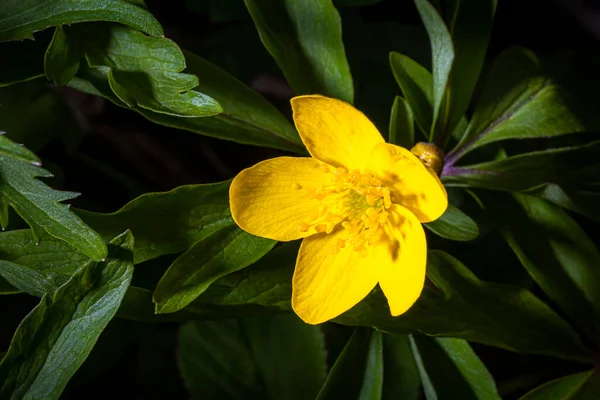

left=230, top=157, right=336, bottom=241
left=369, top=142, right=448, bottom=223
left=291, top=95, right=384, bottom=171
left=378, top=205, right=427, bottom=316
left=292, top=228, right=379, bottom=324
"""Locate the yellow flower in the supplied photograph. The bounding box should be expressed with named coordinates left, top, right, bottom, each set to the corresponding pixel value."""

left=229, top=95, right=448, bottom=324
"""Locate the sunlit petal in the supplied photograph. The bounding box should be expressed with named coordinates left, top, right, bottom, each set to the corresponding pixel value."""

left=292, top=228, right=380, bottom=324
left=230, top=157, right=336, bottom=241
left=369, top=142, right=447, bottom=222
left=291, top=95, right=384, bottom=171
left=378, top=205, right=427, bottom=316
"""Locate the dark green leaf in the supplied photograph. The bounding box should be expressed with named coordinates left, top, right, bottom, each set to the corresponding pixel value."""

left=316, top=328, right=383, bottom=400
left=178, top=314, right=325, bottom=400
left=0, top=0, right=163, bottom=42
left=243, top=314, right=327, bottom=400
left=44, top=26, right=81, bottom=86
left=446, top=47, right=586, bottom=163
left=0, top=134, right=40, bottom=164
left=0, top=231, right=134, bottom=400
left=196, top=247, right=591, bottom=361
left=424, top=204, right=479, bottom=241
left=389, top=96, right=415, bottom=148
left=480, top=192, right=600, bottom=345
left=523, top=182, right=600, bottom=222
left=411, top=335, right=500, bottom=400
left=413, top=0, right=453, bottom=140
left=0, top=229, right=89, bottom=294
left=0, top=260, right=62, bottom=297
left=244, top=0, right=353, bottom=103
left=81, top=24, right=221, bottom=117
left=153, top=226, right=275, bottom=314
left=442, top=140, right=600, bottom=191
left=0, top=137, right=106, bottom=261
left=382, top=334, right=421, bottom=400
left=116, top=286, right=194, bottom=322
left=69, top=48, right=304, bottom=152
left=389, top=52, right=433, bottom=135
left=519, top=370, right=598, bottom=400
left=77, top=181, right=233, bottom=264
left=434, top=0, right=496, bottom=143
left=335, top=0, right=383, bottom=5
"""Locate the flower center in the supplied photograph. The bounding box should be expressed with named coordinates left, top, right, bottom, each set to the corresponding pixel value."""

left=293, top=165, right=392, bottom=257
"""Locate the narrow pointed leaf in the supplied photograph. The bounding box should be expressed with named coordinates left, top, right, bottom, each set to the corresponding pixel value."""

left=0, top=231, right=134, bottom=400
left=44, top=26, right=81, bottom=86
left=424, top=204, right=479, bottom=241
left=435, top=0, right=496, bottom=142
left=382, top=334, right=421, bottom=400
left=153, top=226, right=275, bottom=314
left=244, top=0, right=353, bottom=103
left=316, top=329, right=383, bottom=400
left=523, top=183, right=600, bottom=222
left=446, top=47, right=586, bottom=163
left=410, top=335, right=500, bottom=400
left=0, top=0, right=163, bottom=42
left=389, top=52, right=433, bottom=135
left=480, top=192, right=600, bottom=345
left=413, top=0, right=453, bottom=139
left=442, top=140, right=600, bottom=191
left=0, top=260, right=62, bottom=297
left=389, top=96, right=415, bottom=148
left=519, top=370, right=598, bottom=400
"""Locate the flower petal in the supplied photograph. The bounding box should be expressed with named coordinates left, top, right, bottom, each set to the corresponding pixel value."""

left=230, top=157, right=336, bottom=241
left=378, top=205, right=427, bottom=316
left=369, top=142, right=448, bottom=223
left=292, top=228, right=380, bottom=324
left=291, top=95, right=385, bottom=171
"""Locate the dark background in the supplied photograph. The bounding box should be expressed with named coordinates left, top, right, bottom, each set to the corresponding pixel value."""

left=1, top=0, right=599, bottom=398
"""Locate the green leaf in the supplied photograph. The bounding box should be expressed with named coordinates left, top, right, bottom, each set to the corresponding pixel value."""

left=0, top=229, right=89, bottom=295
left=44, top=26, right=81, bottom=86
left=389, top=96, right=415, bottom=148
left=382, top=334, right=421, bottom=400
left=413, top=0, right=453, bottom=140
left=316, top=328, right=383, bottom=400
left=519, top=370, right=598, bottom=400
left=434, top=0, right=496, bottom=143
left=523, top=183, right=600, bottom=222
left=389, top=52, right=433, bottom=136
left=442, top=140, right=600, bottom=191
left=480, top=192, right=600, bottom=345
left=0, top=260, right=63, bottom=297
left=178, top=315, right=325, bottom=400
left=411, top=336, right=500, bottom=400
left=424, top=204, right=479, bottom=241
left=153, top=226, right=275, bottom=314
left=196, top=247, right=591, bottom=361
left=82, top=24, right=221, bottom=117
left=243, top=314, right=327, bottom=400
left=0, top=137, right=107, bottom=261
left=0, top=0, right=163, bottom=42
left=0, top=134, right=40, bottom=164
left=77, top=181, right=233, bottom=264
left=446, top=47, right=587, bottom=164
left=0, top=231, right=134, bottom=400
left=244, top=0, right=353, bottom=103
left=69, top=48, right=304, bottom=152
left=116, top=286, right=194, bottom=322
